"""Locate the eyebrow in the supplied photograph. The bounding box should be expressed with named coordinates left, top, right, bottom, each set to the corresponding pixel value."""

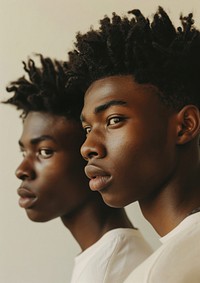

left=95, top=100, right=127, bottom=113
left=18, top=135, right=56, bottom=147
left=81, top=100, right=127, bottom=122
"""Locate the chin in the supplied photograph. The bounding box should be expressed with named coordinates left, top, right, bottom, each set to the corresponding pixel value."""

left=25, top=210, right=55, bottom=223
left=101, top=192, right=127, bottom=208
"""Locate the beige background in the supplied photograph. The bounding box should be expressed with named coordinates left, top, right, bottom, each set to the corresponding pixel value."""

left=0, top=0, right=200, bottom=282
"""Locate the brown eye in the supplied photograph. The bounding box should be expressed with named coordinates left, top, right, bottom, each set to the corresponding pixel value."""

left=38, top=149, right=54, bottom=159
left=84, top=126, right=91, bottom=135
left=108, top=117, right=122, bottom=126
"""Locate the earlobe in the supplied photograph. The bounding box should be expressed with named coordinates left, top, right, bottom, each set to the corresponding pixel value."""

left=176, top=105, right=200, bottom=145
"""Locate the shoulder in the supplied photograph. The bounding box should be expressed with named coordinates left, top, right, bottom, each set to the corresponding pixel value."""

left=102, top=229, right=152, bottom=283
left=125, top=218, right=200, bottom=283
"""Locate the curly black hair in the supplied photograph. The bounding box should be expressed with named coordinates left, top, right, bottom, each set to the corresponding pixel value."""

left=4, top=54, right=85, bottom=121
left=65, top=6, right=200, bottom=110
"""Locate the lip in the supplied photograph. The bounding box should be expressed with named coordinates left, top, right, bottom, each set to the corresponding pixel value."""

left=17, top=187, right=37, bottom=209
left=85, top=165, right=112, bottom=192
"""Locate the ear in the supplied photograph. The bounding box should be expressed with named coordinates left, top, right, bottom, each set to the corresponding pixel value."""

left=176, top=105, right=200, bottom=145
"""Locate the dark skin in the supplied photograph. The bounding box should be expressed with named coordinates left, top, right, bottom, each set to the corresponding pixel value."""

left=16, top=111, right=133, bottom=250
left=81, top=75, right=200, bottom=236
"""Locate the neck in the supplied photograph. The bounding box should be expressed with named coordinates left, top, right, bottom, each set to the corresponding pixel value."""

left=140, top=147, right=200, bottom=236
left=61, top=194, right=134, bottom=251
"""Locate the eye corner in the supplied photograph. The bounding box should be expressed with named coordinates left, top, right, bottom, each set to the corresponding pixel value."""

left=38, top=148, right=54, bottom=159
left=107, top=115, right=126, bottom=126
left=82, top=121, right=92, bottom=135
left=83, top=126, right=91, bottom=135
left=19, top=147, right=26, bottom=157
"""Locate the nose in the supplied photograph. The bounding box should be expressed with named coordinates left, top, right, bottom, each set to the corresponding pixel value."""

left=15, top=158, right=36, bottom=181
left=81, top=133, right=106, bottom=161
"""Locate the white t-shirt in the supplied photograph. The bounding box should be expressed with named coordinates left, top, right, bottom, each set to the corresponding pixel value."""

left=124, top=212, right=200, bottom=283
left=70, top=228, right=152, bottom=283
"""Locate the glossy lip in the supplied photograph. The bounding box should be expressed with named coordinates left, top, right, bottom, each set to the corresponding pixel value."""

left=85, top=164, right=112, bottom=192
left=17, top=186, right=38, bottom=209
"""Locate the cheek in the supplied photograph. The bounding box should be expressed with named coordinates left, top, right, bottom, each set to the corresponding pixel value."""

left=35, top=161, right=70, bottom=188
left=109, top=132, right=163, bottom=177
left=108, top=132, right=142, bottom=160
left=49, top=155, right=86, bottom=189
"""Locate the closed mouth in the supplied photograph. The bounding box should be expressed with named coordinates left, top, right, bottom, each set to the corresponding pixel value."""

left=89, top=175, right=112, bottom=191
left=85, top=165, right=112, bottom=192
left=17, top=187, right=37, bottom=209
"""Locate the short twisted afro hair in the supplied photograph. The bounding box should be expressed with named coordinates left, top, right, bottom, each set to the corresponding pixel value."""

left=65, top=6, right=200, bottom=110
left=5, top=54, right=84, bottom=121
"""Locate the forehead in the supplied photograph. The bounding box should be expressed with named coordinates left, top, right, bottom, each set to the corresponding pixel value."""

left=24, top=112, right=67, bottom=133
left=83, top=75, right=162, bottom=114
left=85, top=75, right=135, bottom=103
left=22, top=112, right=82, bottom=142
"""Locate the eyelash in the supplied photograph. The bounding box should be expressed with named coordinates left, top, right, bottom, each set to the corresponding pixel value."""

left=37, top=149, right=54, bottom=159
left=20, top=148, right=54, bottom=159
left=20, top=149, right=26, bottom=158
left=84, top=126, right=91, bottom=135
left=107, top=116, right=125, bottom=126
left=83, top=115, right=126, bottom=135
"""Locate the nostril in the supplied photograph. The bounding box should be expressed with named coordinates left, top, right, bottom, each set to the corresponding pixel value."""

left=81, top=139, right=106, bottom=160
left=19, top=175, right=25, bottom=181
left=81, top=145, right=98, bottom=161
left=88, top=151, right=98, bottom=159
left=81, top=151, right=98, bottom=161
left=15, top=168, right=22, bottom=179
left=15, top=169, right=28, bottom=180
left=15, top=165, right=36, bottom=181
